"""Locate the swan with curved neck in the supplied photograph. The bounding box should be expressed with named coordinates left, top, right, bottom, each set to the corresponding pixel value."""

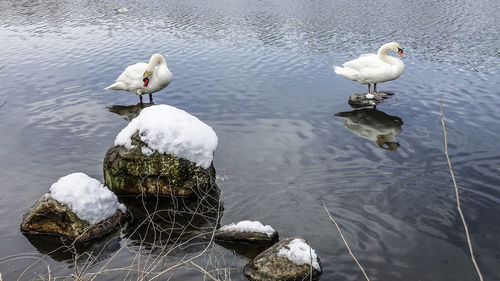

left=105, top=54, right=173, bottom=103
left=334, top=42, right=404, bottom=100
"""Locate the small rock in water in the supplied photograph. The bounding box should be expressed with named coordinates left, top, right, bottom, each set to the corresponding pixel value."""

left=20, top=173, right=126, bottom=242
left=21, top=196, right=125, bottom=242
left=348, top=92, right=394, bottom=107
left=349, top=93, right=377, bottom=107
left=215, top=220, right=279, bottom=246
left=244, top=237, right=322, bottom=281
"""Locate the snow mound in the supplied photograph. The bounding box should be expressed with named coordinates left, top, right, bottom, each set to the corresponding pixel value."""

left=277, top=238, right=320, bottom=270
left=220, top=220, right=276, bottom=237
left=114, top=104, right=218, bottom=169
left=49, top=173, right=126, bottom=224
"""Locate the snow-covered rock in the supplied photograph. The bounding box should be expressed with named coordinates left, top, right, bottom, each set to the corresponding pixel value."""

left=21, top=173, right=126, bottom=242
left=104, top=105, right=217, bottom=196
left=277, top=238, right=320, bottom=270
left=49, top=173, right=126, bottom=224
left=114, top=104, right=218, bottom=169
left=215, top=221, right=279, bottom=246
left=220, top=221, right=275, bottom=237
left=244, top=237, right=322, bottom=281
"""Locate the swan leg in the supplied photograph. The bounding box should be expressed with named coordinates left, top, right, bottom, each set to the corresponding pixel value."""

left=139, top=95, right=143, bottom=104
left=374, top=83, right=387, bottom=97
left=373, top=83, right=387, bottom=100
left=368, top=84, right=371, bottom=94
left=149, top=93, right=153, bottom=103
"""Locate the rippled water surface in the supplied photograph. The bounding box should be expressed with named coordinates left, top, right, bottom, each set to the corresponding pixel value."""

left=1, top=0, right=499, bottom=280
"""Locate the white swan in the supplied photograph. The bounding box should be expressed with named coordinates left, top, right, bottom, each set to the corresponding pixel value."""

left=105, top=54, right=172, bottom=103
left=334, top=42, right=404, bottom=100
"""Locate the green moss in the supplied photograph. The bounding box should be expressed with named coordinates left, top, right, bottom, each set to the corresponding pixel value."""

left=103, top=139, right=216, bottom=196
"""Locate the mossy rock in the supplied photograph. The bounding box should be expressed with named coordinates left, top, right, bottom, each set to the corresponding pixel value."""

left=244, top=237, right=322, bottom=281
left=20, top=195, right=125, bottom=242
left=103, top=134, right=216, bottom=196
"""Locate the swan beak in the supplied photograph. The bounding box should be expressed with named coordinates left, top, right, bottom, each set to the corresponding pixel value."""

left=398, top=49, right=405, bottom=59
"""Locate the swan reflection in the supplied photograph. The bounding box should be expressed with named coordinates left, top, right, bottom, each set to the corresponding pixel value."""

left=335, top=108, right=403, bottom=150
left=107, top=102, right=154, bottom=122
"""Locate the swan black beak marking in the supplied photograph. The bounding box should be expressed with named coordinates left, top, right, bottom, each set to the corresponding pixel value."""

left=398, top=48, right=404, bottom=59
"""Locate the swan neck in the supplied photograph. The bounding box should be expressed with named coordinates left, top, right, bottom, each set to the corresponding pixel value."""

left=147, top=55, right=167, bottom=72
left=378, top=46, right=399, bottom=65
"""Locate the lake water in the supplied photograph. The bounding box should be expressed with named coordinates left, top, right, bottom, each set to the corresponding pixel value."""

left=0, top=0, right=499, bottom=280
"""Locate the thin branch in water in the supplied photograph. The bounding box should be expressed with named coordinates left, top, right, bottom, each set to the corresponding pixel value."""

left=0, top=101, right=6, bottom=109
left=190, top=261, right=219, bottom=281
left=322, top=201, right=370, bottom=281
left=440, top=99, right=483, bottom=281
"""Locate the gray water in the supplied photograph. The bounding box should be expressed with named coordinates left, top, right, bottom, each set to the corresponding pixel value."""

left=0, top=0, right=499, bottom=280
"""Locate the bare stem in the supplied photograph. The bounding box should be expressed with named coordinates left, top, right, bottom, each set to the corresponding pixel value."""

left=322, top=201, right=370, bottom=281
left=440, top=99, right=483, bottom=281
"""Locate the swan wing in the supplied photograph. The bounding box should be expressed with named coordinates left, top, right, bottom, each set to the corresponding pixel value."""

left=116, top=62, right=148, bottom=84
left=342, top=54, right=386, bottom=71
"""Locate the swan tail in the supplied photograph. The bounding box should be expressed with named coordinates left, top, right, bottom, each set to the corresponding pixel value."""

left=333, top=66, right=344, bottom=75
left=104, top=82, right=124, bottom=90
left=334, top=65, right=358, bottom=80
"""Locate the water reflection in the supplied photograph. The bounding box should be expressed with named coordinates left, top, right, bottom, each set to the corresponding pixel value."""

left=23, top=231, right=122, bottom=262
left=107, top=102, right=154, bottom=122
left=335, top=108, right=403, bottom=151
left=120, top=186, right=223, bottom=251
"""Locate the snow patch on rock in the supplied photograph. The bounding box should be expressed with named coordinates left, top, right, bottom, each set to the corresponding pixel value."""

left=220, top=220, right=276, bottom=237
left=114, top=104, right=218, bottom=169
left=277, top=238, right=320, bottom=270
left=49, top=173, right=126, bottom=224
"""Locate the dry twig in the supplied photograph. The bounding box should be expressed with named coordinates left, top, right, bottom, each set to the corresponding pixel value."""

left=323, top=201, right=370, bottom=281
left=440, top=100, right=483, bottom=281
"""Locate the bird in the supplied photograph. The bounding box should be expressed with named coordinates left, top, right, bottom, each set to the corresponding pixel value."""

left=105, top=54, right=172, bottom=103
left=334, top=42, right=404, bottom=100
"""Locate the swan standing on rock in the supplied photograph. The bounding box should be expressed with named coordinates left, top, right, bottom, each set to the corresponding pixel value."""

left=334, top=42, right=404, bottom=100
left=105, top=54, right=172, bottom=103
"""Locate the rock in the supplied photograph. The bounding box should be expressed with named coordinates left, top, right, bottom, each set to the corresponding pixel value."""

left=244, top=237, right=322, bottom=281
left=214, top=229, right=279, bottom=259
left=214, top=229, right=279, bottom=245
left=103, top=133, right=216, bottom=196
left=20, top=195, right=125, bottom=242
left=348, top=93, right=377, bottom=107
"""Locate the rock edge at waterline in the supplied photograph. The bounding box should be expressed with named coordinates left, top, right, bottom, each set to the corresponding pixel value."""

left=21, top=196, right=125, bottom=242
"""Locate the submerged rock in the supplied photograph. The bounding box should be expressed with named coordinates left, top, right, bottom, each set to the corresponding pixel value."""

left=103, top=133, right=216, bottom=196
left=244, top=237, right=322, bottom=281
left=21, top=195, right=125, bottom=242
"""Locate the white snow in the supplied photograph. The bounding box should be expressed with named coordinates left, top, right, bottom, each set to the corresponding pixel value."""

left=365, top=93, right=375, bottom=99
left=219, top=220, right=276, bottom=237
left=277, top=238, right=321, bottom=270
left=114, top=104, right=218, bottom=169
left=49, top=173, right=126, bottom=225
